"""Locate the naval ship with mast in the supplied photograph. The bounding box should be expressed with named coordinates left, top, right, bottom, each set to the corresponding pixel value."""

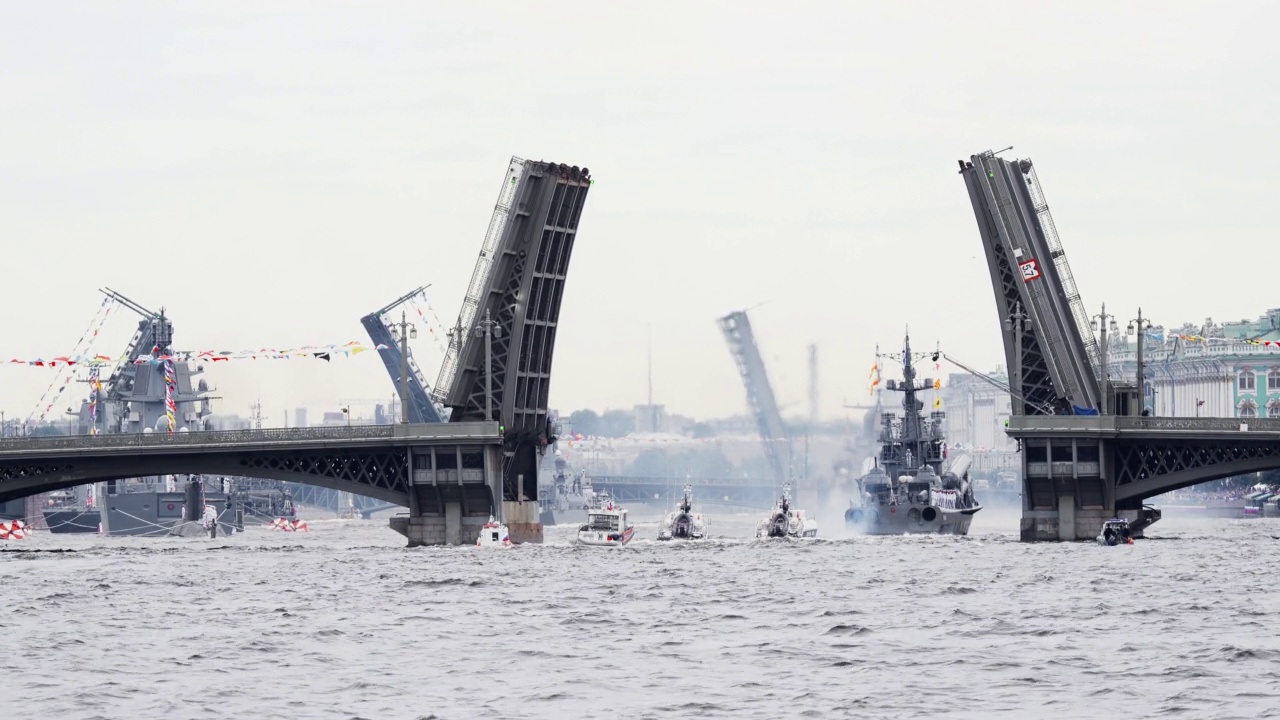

left=844, top=333, right=981, bottom=535
left=42, top=289, right=295, bottom=536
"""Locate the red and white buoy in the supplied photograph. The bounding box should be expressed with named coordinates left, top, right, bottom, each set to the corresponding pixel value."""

left=269, top=518, right=310, bottom=532
left=0, top=520, right=29, bottom=540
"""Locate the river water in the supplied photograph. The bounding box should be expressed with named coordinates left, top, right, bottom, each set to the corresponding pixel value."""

left=4, top=505, right=1279, bottom=719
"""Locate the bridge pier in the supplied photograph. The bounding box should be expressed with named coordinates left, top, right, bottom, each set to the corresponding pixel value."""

left=387, top=425, right=554, bottom=546
left=1017, top=436, right=1115, bottom=542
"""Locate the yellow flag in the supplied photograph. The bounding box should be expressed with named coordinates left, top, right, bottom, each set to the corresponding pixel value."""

left=934, top=398, right=942, bottom=409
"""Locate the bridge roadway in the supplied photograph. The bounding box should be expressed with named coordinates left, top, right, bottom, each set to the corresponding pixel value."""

left=0, top=423, right=504, bottom=512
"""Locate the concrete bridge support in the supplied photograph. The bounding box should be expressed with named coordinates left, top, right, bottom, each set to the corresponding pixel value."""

left=391, top=434, right=508, bottom=547
left=1018, top=436, right=1114, bottom=542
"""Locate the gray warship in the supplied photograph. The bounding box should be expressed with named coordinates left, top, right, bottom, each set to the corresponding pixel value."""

left=42, top=289, right=297, bottom=536
left=844, top=333, right=981, bottom=535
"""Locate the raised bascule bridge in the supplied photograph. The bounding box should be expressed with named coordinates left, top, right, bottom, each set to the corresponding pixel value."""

left=960, top=149, right=1280, bottom=541
left=0, top=157, right=592, bottom=546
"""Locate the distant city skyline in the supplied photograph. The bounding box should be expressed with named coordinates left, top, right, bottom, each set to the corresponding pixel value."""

left=2, top=2, right=1277, bottom=426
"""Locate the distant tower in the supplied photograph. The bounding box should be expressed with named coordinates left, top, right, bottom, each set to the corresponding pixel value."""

left=632, top=323, right=665, bottom=433
left=808, top=343, right=819, bottom=427
left=647, top=323, right=656, bottom=430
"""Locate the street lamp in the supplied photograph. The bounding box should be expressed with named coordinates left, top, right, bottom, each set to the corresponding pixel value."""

left=1127, top=307, right=1154, bottom=416
left=390, top=310, right=417, bottom=424
left=475, top=308, right=502, bottom=422
left=1004, top=302, right=1029, bottom=414
left=1091, top=303, right=1119, bottom=415
left=341, top=405, right=351, bottom=427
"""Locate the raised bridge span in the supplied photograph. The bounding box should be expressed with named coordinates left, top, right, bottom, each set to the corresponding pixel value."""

left=960, top=150, right=1280, bottom=540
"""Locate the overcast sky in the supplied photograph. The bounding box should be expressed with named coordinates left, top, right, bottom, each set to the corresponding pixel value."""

left=2, top=1, right=1277, bottom=425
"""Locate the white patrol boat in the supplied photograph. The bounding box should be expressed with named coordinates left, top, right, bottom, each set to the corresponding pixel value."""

left=576, top=502, right=634, bottom=547
left=756, top=483, right=818, bottom=538
left=476, top=516, right=513, bottom=548
left=657, top=484, right=707, bottom=540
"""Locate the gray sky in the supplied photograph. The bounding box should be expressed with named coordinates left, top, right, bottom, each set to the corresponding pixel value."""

left=2, top=1, right=1277, bottom=425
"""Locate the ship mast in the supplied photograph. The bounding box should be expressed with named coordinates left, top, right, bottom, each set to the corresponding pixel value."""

left=878, top=331, right=945, bottom=477
left=899, top=332, right=924, bottom=451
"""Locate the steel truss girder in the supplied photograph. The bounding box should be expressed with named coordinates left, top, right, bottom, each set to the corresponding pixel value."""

left=990, top=235, right=1061, bottom=415
left=0, top=448, right=410, bottom=506
left=1114, top=439, right=1280, bottom=502
left=238, top=451, right=409, bottom=496
left=0, top=463, right=75, bottom=484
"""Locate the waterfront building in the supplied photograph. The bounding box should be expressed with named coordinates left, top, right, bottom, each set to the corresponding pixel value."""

left=1106, top=308, right=1280, bottom=419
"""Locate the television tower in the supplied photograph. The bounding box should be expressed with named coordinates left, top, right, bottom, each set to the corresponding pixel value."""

left=808, top=343, right=819, bottom=427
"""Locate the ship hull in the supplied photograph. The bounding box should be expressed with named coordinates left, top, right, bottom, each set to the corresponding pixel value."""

left=576, top=526, right=635, bottom=547
left=43, top=489, right=293, bottom=537
left=104, top=492, right=239, bottom=537
left=846, top=505, right=980, bottom=536
left=44, top=509, right=102, bottom=534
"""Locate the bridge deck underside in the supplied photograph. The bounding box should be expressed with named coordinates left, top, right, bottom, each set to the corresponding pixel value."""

left=286, top=483, right=401, bottom=516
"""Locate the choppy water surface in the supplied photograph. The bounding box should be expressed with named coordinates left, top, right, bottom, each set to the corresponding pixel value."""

left=4, top=507, right=1280, bottom=719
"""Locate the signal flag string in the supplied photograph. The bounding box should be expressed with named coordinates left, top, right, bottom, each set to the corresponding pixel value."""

left=3, top=342, right=416, bottom=368
left=28, top=296, right=118, bottom=423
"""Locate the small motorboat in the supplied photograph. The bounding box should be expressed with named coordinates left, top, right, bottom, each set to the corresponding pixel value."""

left=756, top=483, right=818, bottom=539
left=576, top=502, right=634, bottom=547
left=1097, top=518, right=1134, bottom=546
left=476, top=516, right=512, bottom=548
left=657, top=484, right=707, bottom=540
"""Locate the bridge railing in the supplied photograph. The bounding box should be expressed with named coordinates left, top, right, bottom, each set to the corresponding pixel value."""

left=587, top=475, right=778, bottom=487
left=1010, top=415, right=1280, bottom=433
left=1115, top=416, right=1280, bottom=432
left=0, top=425, right=396, bottom=451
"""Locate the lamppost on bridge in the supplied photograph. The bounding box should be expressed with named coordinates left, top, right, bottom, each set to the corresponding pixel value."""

left=1127, top=308, right=1153, bottom=416
left=1004, top=302, right=1029, bottom=414
left=390, top=310, right=417, bottom=425
left=474, top=309, right=502, bottom=423
left=1091, top=303, right=1119, bottom=415
left=341, top=405, right=351, bottom=427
